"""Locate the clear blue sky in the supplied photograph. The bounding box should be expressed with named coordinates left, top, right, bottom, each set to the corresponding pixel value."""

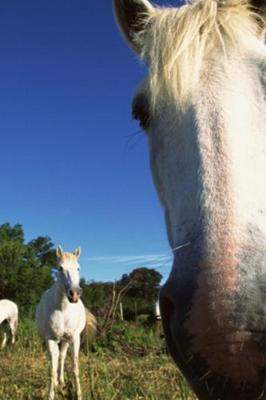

left=0, top=0, right=181, bottom=283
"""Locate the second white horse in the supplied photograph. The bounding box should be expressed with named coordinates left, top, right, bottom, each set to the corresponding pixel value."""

left=36, top=246, right=86, bottom=400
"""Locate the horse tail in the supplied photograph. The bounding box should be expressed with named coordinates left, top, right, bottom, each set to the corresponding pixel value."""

left=81, top=308, right=98, bottom=345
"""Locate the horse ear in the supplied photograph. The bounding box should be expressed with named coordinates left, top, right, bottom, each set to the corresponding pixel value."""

left=56, top=246, right=64, bottom=259
left=113, top=0, right=154, bottom=54
left=73, top=247, right=81, bottom=259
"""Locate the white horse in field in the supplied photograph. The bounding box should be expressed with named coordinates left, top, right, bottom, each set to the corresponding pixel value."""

left=36, top=246, right=86, bottom=400
left=0, top=299, right=18, bottom=348
left=114, top=0, right=266, bottom=399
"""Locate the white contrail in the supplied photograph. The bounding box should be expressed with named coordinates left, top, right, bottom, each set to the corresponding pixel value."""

left=82, top=253, right=173, bottom=269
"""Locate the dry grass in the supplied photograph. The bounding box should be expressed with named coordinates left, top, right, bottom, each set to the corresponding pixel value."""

left=0, top=319, right=196, bottom=400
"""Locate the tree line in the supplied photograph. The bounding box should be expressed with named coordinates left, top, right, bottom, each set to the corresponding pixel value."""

left=0, top=223, right=162, bottom=320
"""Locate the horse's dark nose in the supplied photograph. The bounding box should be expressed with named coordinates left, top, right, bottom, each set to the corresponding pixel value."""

left=67, top=287, right=82, bottom=303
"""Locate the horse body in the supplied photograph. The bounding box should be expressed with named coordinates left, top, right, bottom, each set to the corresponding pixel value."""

left=36, top=246, right=86, bottom=400
left=114, top=0, right=266, bottom=398
left=36, top=282, right=86, bottom=343
left=0, top=299, right=18, bottom=348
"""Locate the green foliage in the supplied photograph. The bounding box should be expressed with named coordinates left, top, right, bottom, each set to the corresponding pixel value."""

left=81, top=267, right=163, bottom=322
left=25, top=236, right=56, bottom=268
left=0, top=223, right=24, bottom=243
left=136, top=314, right=150, bottom=323
left=0, top=223, right=54, bottom=316
left=81, top=280, right=114, bottom=317
left=117, top=267, right=162, bottom=320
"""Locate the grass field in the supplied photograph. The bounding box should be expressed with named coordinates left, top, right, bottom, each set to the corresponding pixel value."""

left=0, top=319, right=196, bottom=400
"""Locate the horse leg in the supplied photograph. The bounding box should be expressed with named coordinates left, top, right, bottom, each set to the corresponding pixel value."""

left=47, top=339, right=59, bottom=400
left=58, top=341, right=69, bottom=389
left=11, top=333, right=15, bottom=344
left=71, top=335, right=82, bottom=400
left=9, top=318, right=17, bottom=344
left=1, top=332, right=7, bottom=349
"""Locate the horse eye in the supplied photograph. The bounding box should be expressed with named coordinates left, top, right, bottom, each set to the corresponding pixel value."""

left=132, top=92, right=150, bottom=131
left=59, top=266, right=63, bottom=272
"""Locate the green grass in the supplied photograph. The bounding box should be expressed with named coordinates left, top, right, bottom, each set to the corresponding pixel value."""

left=0, top=319, right=196, bottom=400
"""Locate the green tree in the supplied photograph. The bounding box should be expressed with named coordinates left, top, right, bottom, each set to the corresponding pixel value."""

left=26, top=236, right=56, bottom=268
left=0, top=223, right=54, bottom=316
left=0, top=223, right=24, bottom=243
left=81, top=280, right=114, bottom=317
left=118, top=267, right=162, bottom=320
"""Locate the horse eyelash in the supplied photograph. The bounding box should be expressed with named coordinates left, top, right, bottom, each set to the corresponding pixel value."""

left=132, top=94, right=151, bottom=132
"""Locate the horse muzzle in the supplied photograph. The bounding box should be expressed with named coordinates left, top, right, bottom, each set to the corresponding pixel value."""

left=67, top=287, right=82, bottom=303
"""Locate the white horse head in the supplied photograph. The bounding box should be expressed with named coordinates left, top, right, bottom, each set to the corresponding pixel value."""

left=56, top=246, right=82, bottom=303
left=114, top=0, right=266, bottom=398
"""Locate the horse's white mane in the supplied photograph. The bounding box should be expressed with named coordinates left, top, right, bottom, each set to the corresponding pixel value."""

left=134, top=0, right=264, bottom=111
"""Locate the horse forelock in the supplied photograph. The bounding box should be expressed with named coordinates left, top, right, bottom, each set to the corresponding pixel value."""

left=58, top=252, right=78, bottom=263
left=135, top=0, right=263, bottom=112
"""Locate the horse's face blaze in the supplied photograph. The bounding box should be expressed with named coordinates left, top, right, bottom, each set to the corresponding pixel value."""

left=56, top=247, right=82, bottom=302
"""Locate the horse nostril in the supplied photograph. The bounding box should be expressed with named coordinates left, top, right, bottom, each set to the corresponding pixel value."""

left=69, top=290, right=74, bottom=298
